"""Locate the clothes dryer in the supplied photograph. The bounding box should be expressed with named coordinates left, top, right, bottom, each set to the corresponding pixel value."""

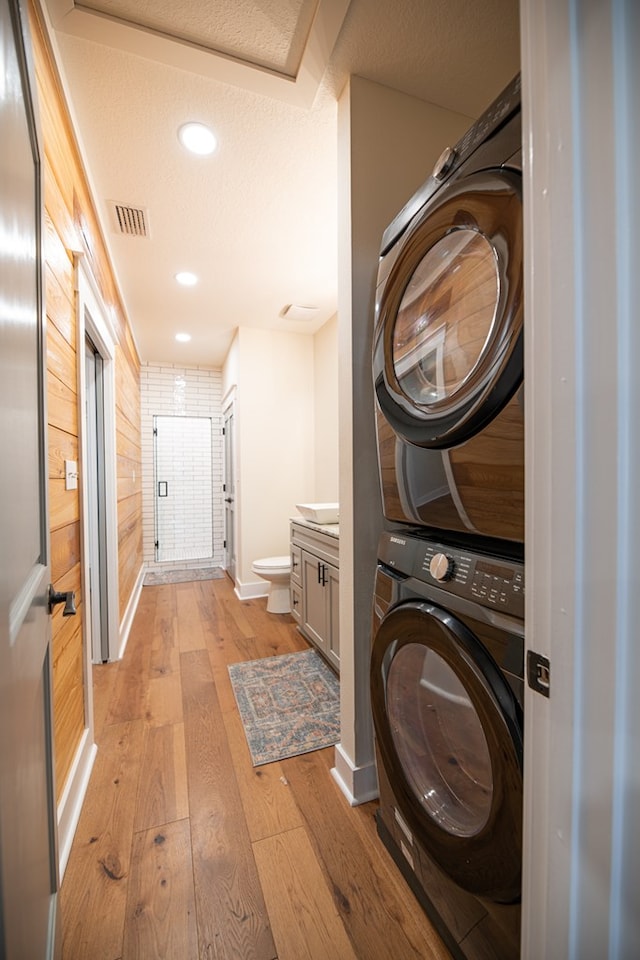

left=373, top=75, right=523, bottom=547
left=371, top=529, right=524, bottom=960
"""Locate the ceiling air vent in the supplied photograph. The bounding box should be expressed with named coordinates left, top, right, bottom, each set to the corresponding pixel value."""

left=108, top=201, right=150, bottom=238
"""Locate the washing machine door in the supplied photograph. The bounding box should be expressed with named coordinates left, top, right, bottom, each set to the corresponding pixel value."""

left=370, top=599, right=523, bottom=902
left=373, top=169, right=523, bottom=449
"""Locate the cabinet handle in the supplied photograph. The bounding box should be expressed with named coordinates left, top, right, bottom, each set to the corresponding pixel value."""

left=317, top=561, right=322, bottom=584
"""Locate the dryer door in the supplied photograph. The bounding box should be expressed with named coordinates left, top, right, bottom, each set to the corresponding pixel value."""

left=370, top=599, right=523, bottom=902
left=373, top=169, right=523, bottom=449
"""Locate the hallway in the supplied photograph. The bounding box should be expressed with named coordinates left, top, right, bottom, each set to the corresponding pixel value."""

left=59, top=576, right=448, bottom=959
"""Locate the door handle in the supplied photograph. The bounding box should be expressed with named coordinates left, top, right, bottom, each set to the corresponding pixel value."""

left=48, top=586, right=77, bottom=616
left=158, top=481, right=168, bottom=497
left=224, top=497, right=233, bottom=503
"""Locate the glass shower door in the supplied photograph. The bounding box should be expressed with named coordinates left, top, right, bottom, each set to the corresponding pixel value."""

left=153, top=415, right=214, bottom=562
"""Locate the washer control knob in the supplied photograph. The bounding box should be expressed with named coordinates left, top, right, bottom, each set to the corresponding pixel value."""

left=432, top=146, right=457, bottom=181
left=429, top=553, right=454, bottom=582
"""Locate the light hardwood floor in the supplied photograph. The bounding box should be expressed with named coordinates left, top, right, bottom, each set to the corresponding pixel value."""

left=60, top=575, right=450, bottom=959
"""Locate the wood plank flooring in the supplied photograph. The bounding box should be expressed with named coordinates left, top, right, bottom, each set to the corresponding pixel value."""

left=60, top=575, right=450, bottom=959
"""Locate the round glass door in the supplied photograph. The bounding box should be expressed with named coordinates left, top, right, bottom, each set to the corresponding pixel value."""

left=392, top=230, right=499, bottom=405
left=373, top=169, right=523, bottom=448
left=387, top=642, right=493, bottom=838
left=371, top=600, right=523, bottom=902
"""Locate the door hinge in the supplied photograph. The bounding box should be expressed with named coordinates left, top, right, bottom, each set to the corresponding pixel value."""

left=223, top=482, right=226, bottom=492
left=153, top=427, right=157, bottom=436
left=154, top=540, right=159, bottom=549
left=527, top=651, right=550, bottom=697
left=222, top=426, right=226, bottom=435
left=223, top=539, right=227, bottom=548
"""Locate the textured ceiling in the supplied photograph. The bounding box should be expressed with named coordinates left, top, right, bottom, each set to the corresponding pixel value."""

left=74, top=0, right=319, bottom=76
left=42, top=0, right=520, bottom=367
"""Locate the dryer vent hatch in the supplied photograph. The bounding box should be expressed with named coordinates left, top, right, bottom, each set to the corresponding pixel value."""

left=109, top=201, right=150, bottom=238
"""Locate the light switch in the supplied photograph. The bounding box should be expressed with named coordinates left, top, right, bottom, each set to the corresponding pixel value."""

left=65, top=460, right=78, bottom=491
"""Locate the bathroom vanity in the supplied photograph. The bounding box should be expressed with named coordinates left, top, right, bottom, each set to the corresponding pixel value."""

left=290, top=519, right=339, bottom=673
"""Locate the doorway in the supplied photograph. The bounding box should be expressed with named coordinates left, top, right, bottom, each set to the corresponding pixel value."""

left=153, top=415, right=214, bottom=563
left=77, top=260, right=119, bottom=663
left=223, top=401, right=236, bottom=581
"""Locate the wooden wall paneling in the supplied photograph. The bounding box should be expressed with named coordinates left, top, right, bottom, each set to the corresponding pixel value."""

left=48, top=424, right=78, bottom=478
left=115, top=353, right=140, bottom=421
left=50, top=521, right=81, bottom=581
left=43, top=210, right=73, bottom=290
left=44, top=260, right=75, bottom=347
left=47, top=371, right=77, bottom=437
left=52, top=615, right=85, bottom=792
left=118, top=533, right=143, bottom=622
left=46, top=315, right=76, bottom=387
left=29, top=0, right=144, bottom=805
left=43, top=153, right=78, bottom=252
left=48, top=478, right=79, bottom=532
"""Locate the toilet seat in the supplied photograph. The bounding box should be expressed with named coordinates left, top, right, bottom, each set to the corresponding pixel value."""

left=252, top=556, right=291, bottom=576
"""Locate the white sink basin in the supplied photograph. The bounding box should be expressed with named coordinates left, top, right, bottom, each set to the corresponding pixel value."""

left=295, top=502, right=339, bottom=524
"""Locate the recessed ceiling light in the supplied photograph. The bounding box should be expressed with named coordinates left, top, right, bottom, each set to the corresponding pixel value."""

left=178, top=122, right=217, bottom=156
left=175, top=271, right=198, bottom=286
left=175, top=333, right=191, bottom=343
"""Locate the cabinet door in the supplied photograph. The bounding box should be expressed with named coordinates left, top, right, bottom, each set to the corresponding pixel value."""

left=301, top=551, right=328, bottom=652
left=326, top=563, right=340, bottom=671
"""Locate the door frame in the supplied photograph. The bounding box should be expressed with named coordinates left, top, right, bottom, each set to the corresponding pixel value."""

left=76, top=256, right=120, bottom=661
left=222, top=389, right=237, bottom=582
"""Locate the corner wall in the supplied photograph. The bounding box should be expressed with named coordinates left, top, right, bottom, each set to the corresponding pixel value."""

left=313, top=313, right=339, bottom=502
left=224, top=326, right=316, bottom=597
left=334, top=76, right=473, bottom=803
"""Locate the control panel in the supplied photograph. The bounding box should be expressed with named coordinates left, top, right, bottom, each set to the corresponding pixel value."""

left=378, top=530, right=524, bottom=621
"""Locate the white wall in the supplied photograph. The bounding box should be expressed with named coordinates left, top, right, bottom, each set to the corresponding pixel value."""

left=224, top=326, right=316, bottom=596
left=313, top=312, right=339, bottom=501
left=333, top=76, right=473, bottom=804
left=140, top=362, right=224, bottom=571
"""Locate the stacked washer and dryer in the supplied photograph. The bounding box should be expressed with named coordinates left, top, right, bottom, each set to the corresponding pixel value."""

left=370, top=75, right=525, bottom=960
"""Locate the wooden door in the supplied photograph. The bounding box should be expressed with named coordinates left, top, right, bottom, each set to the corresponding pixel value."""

left=0, top=0, right=59, bottom=955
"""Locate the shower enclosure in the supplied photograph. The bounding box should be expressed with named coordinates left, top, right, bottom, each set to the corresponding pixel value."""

left=153, top=415, right=214, bottom=563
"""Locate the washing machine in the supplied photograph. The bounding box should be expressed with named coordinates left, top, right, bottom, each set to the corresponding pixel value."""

left=370, top=528, right=524, bottom=960
left=373, top=74, right=524, bottom=547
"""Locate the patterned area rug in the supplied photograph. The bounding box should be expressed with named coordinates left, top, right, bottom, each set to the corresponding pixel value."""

left=143, top=567, right=225, bottom=586
left=228, top=649, right=340, bottom=766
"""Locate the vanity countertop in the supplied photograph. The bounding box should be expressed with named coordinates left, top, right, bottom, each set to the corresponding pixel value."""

left=291, top=517, right=339, bottom=539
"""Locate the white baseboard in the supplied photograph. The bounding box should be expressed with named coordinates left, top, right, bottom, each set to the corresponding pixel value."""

left=331, top=742, right=379, bottom=806
left=234, top=577, right=268, bottom=602
left=57, top=728, right=97, bottom=881
left=118, top=563, right=144, bottom=660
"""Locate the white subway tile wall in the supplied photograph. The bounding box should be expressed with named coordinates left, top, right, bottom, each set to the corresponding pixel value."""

left=141, top=363, right=224, bottom=571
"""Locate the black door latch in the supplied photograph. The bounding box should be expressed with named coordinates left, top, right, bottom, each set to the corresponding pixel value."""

left=48, top=585, right=77, bottom=617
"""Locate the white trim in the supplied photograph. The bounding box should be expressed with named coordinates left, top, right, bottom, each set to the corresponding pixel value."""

left=331, top=743, right=379, bottom=806
left=56, top=729, right=97, bottom=881
left=76, top=257, right=120, bottom=663
left=117, top=562, right=144, bottom=660
left=234, top=579, right=268, bottom=602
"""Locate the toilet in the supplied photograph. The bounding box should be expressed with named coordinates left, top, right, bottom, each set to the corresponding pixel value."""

left=251, top=555, right=291, bottom=614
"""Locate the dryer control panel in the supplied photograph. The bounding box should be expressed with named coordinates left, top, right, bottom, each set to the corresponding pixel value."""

left=378, top=530, right=525, bottom=621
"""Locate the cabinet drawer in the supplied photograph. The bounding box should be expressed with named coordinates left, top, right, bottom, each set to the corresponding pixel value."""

left=291, top=543, right=302, bottom=586
left=290, top=582, right=302, bottom=623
